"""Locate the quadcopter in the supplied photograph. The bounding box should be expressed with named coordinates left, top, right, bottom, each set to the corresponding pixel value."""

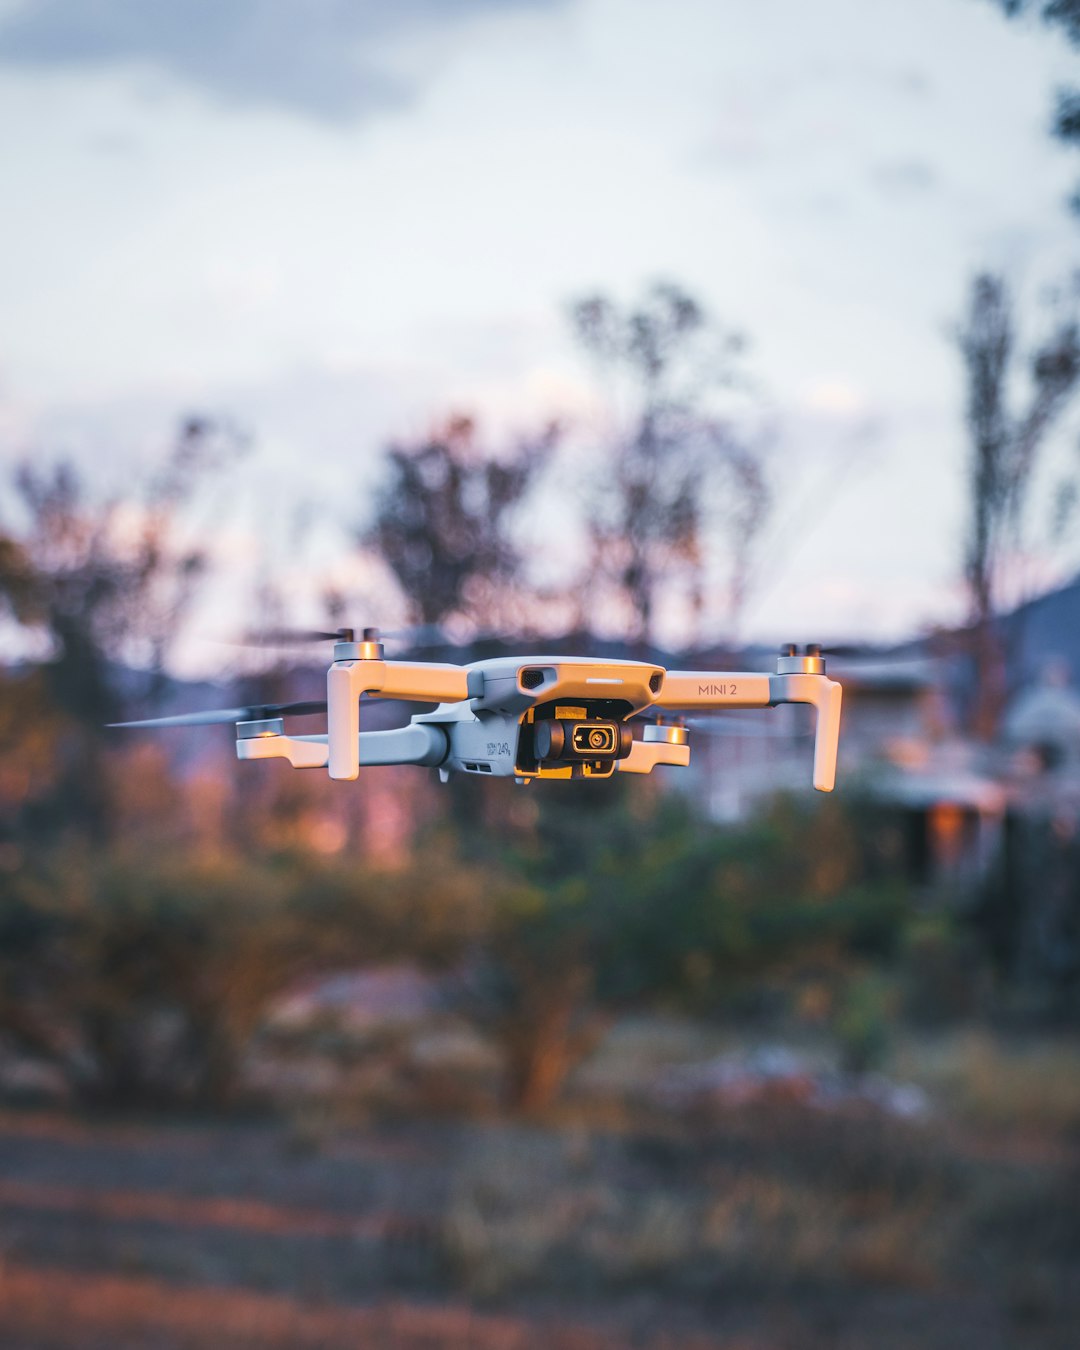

left=113, top=631, right=844, bottom=792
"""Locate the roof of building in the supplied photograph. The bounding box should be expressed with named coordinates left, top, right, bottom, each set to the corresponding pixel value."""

left=1003, top=660, right=1080, bottom=747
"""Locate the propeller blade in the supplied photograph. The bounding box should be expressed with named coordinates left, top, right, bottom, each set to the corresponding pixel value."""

left=237, top=627, right=353, bottom=645
left=231, top=622, right=451, bottom=650
left=682, top=715, right=812, bottom=740
left=109, top=699, right=327, bottom=730
left=110, top=708, right=259, bottom=729
left=379, top=624, right=448, bottom=646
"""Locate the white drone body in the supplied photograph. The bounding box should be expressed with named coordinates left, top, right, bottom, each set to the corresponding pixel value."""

left=212, top=636, right=844, bottom=793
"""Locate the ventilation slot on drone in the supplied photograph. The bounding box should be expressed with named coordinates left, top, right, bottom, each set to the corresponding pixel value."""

left=520, top=668, right=546, bottom=690
left=649, top=672, right=663, bottom=693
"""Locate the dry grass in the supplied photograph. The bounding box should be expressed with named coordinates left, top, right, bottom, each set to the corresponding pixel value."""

left=440, top=1111, right=960, bottom=1300
left=2, top=1020, right=1080, bottom=1349
left=891, top=1028, right=1080, bottom=1132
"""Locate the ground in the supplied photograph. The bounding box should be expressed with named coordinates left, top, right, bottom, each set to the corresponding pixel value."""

left=0, top=1067, right=1077, bottom=1350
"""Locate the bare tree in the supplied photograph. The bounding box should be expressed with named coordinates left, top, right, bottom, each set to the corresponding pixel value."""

left=364, top=414, right=558, bottom=634
left=570, top=281, right=769, bottom=650
left=994, top=2, right=1080, bottom=210
left=957, top=272, right=1080, bottom=736
left=0, top=416, right=246, bottom=838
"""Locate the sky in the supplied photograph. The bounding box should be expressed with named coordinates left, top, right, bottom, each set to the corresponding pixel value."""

left=0, top=0, right=1078, bottom=666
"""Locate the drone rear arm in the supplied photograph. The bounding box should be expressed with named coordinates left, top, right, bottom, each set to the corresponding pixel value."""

left=328, top=649, right=470, bottom=780
left=238, top=722, right=449, bottom=771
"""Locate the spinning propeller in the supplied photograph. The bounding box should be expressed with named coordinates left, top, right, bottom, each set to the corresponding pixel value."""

left=111, top=627, right=445, bottom=732
left=236, top=624, right=448, bottom=648
left=109, top=700, right=328, bottom=730
left=681, top=714, right=813, bottom=739
left=241, top=626, right=358, bottom=644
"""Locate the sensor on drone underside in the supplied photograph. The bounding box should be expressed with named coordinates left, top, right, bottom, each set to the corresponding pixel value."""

left=514, top=702, right=635, bottom=779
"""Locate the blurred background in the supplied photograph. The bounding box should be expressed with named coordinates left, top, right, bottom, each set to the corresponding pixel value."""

left=1, top=1, right=1080, bottom=1346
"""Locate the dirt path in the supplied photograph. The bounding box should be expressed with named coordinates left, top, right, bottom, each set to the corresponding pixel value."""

left=0, top=1107, right=1076, bottom=1349
left=0, top=1262, right=750, bottom=1350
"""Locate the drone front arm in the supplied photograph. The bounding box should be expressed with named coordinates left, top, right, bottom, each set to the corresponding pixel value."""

left=656, top=671, right=773, bottom=709
left=617, top=729, right=691, bottom=775
left=769, top=671, right=843, bottom=793
left=656, top=667, right=843, bottom=792
left=328, top=655, right=470, bottom=780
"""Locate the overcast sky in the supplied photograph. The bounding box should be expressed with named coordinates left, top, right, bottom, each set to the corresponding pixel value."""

left=0, top=0, right=1078, bottom=663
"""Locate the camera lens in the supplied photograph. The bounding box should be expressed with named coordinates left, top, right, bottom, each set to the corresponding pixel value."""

left=572, top=723, right=615, bottom=754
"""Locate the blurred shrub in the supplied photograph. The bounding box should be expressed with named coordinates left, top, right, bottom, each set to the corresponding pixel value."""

left=448, top=780, right=916, bottom=1111
left=0, top=694, right=923, bottom=1116
left=0, top=850, right=296, bottom=1107
left=0, top=846, right=488, bottom=1110
left=899, top=912, right=991, bottom=1026
left=832, top=972, right=897, bottom=1073
left=582, top=792, right=910, bottom=1006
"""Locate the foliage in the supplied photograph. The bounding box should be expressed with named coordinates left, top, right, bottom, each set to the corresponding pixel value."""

left=0, top=847, right=489, bottom=1110
left=0, top=419, right=245, bottom=840
left=0, top=849, right=286, bottom=1107
left=445, top=781, right=914, bottom=1110
left=975, top=809, right=1080, bottom=1007
left=955, top=273, right=1080, bottom=736
left=363, top=414, right=558, bottom=633
left=995, top=2, right=1080, bottom=210
left=570, top=281, right=769, bottom=645
left=898, top=912, right=992, bottom=1026
left=0, top=419, right=244, bottom=695
left=832, top=971, right=896, bottom=1073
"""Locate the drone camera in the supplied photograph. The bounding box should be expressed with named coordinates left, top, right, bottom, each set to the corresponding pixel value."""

left=533, top=717, right=633, bottom=765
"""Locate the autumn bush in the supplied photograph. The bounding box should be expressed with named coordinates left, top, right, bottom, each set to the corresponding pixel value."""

left=0, top=845, right=490, bottom=1110
left=443, top=777, right=916, bottom=1111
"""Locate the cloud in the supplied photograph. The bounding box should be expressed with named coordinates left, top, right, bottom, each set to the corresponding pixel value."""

left=869, top=158, right=937, bottom=198
left=0, top=0, right=563, bottom=122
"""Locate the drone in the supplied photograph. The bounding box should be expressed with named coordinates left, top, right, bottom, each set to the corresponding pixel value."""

left=112, top=631, right=844, bottom=792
